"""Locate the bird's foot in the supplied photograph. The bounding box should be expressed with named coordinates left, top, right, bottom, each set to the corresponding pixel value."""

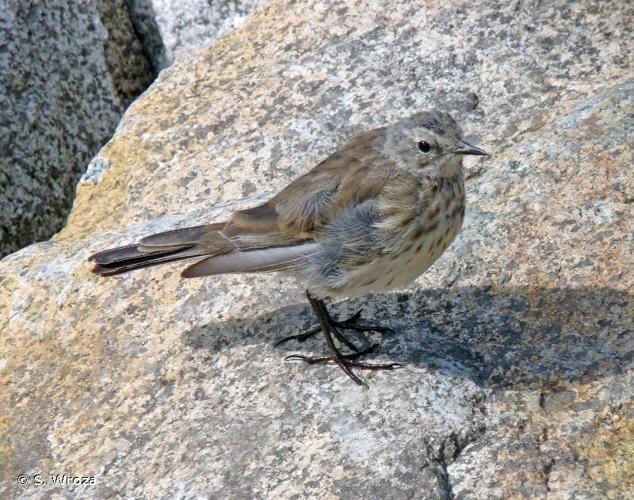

left=285, top=344, right=402, bottom=387
left=331, top=309, right=395, bottom=335
left=274, top=325, right=321, bottom=347
left=285, top=343, right=377, bottom=363
left=274, top=309, right=393, bottom=352
left=274, top=317, right=361, bottom=351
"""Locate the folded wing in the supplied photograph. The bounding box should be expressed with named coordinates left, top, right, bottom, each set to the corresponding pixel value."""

left=89, top=127, right=394, bottom=278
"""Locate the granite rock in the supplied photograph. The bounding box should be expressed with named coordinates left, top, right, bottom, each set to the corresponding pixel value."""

left=1, top=0, right=632, bottom=497
left=0, top=0, right=153, bottom=258
left=126, top=0, right=262, bottom=71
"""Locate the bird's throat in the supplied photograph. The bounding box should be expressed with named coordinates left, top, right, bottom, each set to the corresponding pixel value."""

left=433, top=155, right=464, bottom=178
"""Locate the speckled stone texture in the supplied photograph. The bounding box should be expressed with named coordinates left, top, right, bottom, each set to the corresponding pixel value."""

left=1, top=0, right=632, bottom=498
left=0, top=0, right=153, bottom=258
left=126, top=0, right=262, bottom=71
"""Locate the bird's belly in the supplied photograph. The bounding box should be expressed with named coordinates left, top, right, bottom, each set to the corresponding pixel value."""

left=331, top=215, right=463, bottom=298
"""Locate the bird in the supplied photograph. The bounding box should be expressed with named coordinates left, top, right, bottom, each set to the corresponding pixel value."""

left=89, top=110, right=488, bottom=386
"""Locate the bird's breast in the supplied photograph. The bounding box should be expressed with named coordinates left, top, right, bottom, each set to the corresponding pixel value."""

left=312, top=177, right=465, bottom=299
left=381, top=178, right=465, bottom=285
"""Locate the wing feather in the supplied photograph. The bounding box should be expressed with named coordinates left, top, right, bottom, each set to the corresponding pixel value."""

left=181, top=243, right=319, bottom=277
left=91, top=127, right=395, bottom=278
left=227, top=127, right=393, bottom=239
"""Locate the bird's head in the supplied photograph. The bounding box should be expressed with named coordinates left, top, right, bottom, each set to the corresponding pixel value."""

left=382, top=110, right=488, bottom=177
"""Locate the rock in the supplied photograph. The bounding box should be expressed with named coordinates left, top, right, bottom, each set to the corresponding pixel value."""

left=96, top=0, right=156, bottom=101
left=0, top=0, right=153, bottom=258
left=125, top=0, right=262, bottom=71
left=1, top=0, right=632, bottom=497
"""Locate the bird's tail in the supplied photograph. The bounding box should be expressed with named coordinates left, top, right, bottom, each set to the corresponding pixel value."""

left=89, top=222, right=318, bottom=277
left=89, top=223, right=229, bottom=276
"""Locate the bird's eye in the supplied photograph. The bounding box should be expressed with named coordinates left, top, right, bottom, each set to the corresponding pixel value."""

left=418, top=141, right=431, bottom=153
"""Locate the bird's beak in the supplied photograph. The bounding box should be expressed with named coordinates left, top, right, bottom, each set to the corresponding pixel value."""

left=453, top=140, right=489, bottom=156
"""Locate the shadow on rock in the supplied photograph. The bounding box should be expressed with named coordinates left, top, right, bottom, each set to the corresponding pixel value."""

left=181, top=286, right=632, bottom=389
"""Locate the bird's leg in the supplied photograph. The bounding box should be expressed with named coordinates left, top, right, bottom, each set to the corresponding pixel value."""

left=283, top=292, right=401, bottom=387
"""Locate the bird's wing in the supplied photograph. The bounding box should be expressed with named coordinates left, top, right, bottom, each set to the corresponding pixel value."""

left=180, top=128, right=395, bottom=277
left=224, top=127, right=394, bottom=240
left=91, top=128, right=396, bottom=278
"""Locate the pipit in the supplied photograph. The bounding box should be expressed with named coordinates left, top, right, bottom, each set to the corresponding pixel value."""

left=90, top=111, right=488, bottom=386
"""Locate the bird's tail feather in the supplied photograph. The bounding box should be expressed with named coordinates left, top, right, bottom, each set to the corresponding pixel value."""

left=90, top=245, right=212, bottom=276
left=89, top=223, right=230, bottom=276
left=89, top=222, right=316, bottom=278
left=137, top=223, right=225, bottom=250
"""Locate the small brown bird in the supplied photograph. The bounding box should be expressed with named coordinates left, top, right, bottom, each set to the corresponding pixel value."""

left=90, top=111, right=488, bottom=386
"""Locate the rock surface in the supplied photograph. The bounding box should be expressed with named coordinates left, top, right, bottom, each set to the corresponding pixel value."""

left=126, top=0, right=262, bottom=71
left=1, top=0, right=632, bottom=498
left=0, top=0, right=153, bottom=258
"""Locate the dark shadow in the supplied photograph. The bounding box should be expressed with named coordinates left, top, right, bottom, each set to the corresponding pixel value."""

left=181, top=286, right=632, bottom=389
left=124, top=0, right=167, bottom=74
